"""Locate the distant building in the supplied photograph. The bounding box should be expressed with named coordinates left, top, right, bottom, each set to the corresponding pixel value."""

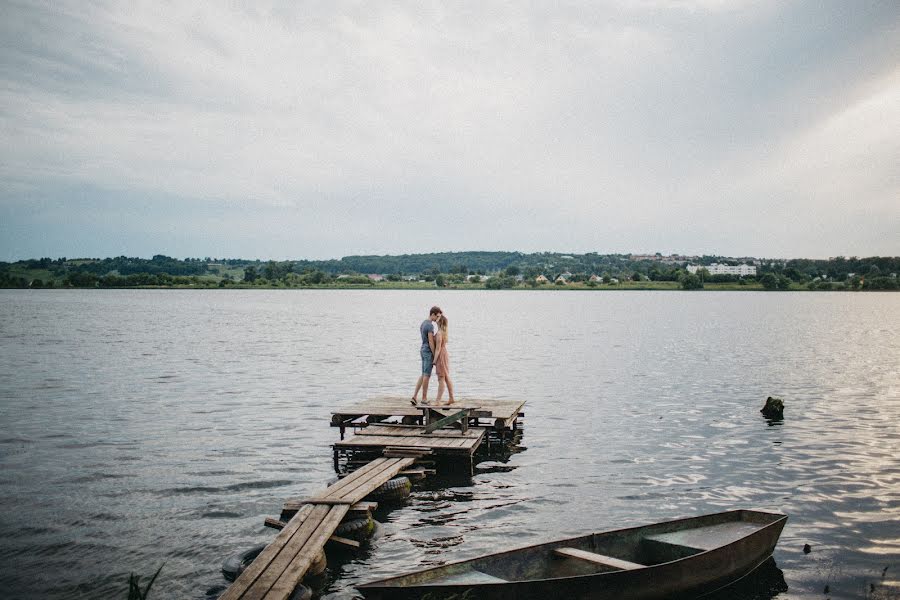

left=555, top=275, right=568, bottom=284
left=589, top=274, right=601, bottom=282
left=687, top=264, right=756, bottom=276
left=367, top=274, right=385, bottom=282
left=536, top=275, right=549, bottom=284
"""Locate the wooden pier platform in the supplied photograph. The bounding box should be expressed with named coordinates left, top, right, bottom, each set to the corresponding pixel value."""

left=331, top=396, right=525, bottom=432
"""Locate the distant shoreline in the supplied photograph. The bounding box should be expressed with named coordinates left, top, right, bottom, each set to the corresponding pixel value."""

left=3, top=253, right=897, bottom=291
left=3, top=282, right=896, bottom=292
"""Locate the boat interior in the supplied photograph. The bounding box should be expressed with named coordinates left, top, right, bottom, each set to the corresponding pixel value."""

left=412, top=509, right=782, bottom=586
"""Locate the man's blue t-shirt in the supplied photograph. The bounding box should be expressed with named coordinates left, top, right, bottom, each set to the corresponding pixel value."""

left=420, top=319, right=435, bottom=353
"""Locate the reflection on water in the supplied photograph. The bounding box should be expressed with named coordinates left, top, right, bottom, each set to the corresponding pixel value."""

left=705, top=558, right=789, bottom=600
left=0, top=290, right=898, bottom=599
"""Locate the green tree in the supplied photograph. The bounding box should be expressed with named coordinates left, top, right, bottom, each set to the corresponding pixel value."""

left=760, top=273, right=778, bottom=290
left=243, top=266, right=258, bottom=283
left=680, top=273, right=703, bottom=290
left=65, top=271, right=99, bottom=287
left=504, top=265, right=520, bottom=277
left=435, top=274, right=446, bottom=287
left=302, top=270, right=329, bottom=285
left=485, top=276, right=515, bottom=289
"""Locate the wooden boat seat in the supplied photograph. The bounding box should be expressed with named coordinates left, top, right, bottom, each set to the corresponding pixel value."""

left=645, top=521, right=763, bottom=551
left=553, top=547, right=645, bottom=570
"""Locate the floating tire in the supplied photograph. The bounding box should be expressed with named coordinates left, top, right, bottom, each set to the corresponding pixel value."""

left=335, top=516, right=375, bottom=541
left=365, top=476, right=411, bottom=502
left=222, top=543, right=266, bottom=582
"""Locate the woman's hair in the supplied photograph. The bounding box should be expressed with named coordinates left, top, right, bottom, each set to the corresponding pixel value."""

left=437, top=315, right=448, bottom=341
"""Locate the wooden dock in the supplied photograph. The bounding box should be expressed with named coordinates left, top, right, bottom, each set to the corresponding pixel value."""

left=331, top=396, right=526, bottom=434
left=220, top=396, right=525, bottom=600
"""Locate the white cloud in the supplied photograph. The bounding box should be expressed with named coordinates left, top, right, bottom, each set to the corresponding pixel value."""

left=0, top=1, right=897, bottom=259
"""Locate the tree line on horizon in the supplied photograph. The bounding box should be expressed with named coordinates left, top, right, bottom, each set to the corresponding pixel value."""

left=1, top=252, right=898, bottom=290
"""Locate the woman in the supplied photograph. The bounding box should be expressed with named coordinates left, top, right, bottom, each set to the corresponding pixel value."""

left=433, top=315, right=454, bottom=404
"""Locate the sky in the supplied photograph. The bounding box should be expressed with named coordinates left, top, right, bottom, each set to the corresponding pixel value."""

left=1, top=1, right=898, bottom=261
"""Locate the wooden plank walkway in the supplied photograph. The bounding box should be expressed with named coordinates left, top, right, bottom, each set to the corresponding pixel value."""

left=221, top=456, right=416, bottom=600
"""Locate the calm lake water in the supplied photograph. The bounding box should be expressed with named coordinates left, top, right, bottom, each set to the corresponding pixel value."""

left=0, top=289, right=898, bottom=599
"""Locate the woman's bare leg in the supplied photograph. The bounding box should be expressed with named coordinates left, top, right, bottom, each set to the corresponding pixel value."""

left=445, top=374, right=454, bottom=403
left=436, top=375, right=446, bottom=402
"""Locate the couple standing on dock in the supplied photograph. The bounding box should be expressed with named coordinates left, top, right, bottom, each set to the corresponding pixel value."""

left=411, top=305, right=454, bottom=405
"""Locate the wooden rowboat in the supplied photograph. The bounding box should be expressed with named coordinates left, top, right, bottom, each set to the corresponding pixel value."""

left=358, top=508, right=787, bottom=600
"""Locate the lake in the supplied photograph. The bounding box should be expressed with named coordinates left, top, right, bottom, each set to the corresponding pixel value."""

left=0, top=289, right=897, bottom=599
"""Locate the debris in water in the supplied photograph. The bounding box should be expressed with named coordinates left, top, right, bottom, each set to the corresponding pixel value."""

left=761, top=396, right=785, bottom=419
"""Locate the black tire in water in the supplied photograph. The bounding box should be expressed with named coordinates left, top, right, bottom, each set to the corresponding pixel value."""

left=365, top=476, right=411, bottom=502
left=222, top=543, right=266, bottom=582
left=334, top=516, right=375, bottom=541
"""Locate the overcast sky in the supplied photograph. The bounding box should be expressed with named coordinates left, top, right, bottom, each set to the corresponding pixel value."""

left=1, top=1, right=898, bottom=261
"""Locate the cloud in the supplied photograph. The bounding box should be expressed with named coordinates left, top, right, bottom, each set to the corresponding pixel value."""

left=0, top=1, right=898, bottom=259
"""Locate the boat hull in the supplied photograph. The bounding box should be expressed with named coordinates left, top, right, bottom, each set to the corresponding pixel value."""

left=358, top=509, right=787, bottom=600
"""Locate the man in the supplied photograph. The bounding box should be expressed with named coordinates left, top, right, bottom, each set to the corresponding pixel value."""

left=411, top=305, right=442, bottom=405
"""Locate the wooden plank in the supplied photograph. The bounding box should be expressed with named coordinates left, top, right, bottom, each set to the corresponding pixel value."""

left=383, top=446, right=433, bottom=455
left=333, top=458, right=414, bottom=502
left=323, top=459, right=402, bottom=502
left=424, top=408, right=473, bottom=433
left=267, top=505, right=350, bottom=600
left=312, top=458, right=390, bottom=499
left=335, top=458, right=415, bottom=503
left=219, top=504, right=318, bottom=600
left=384, top=450, right=429, bottom=458
left=399, top=468, right=427, bottom=476
left=325, top=458, right=406, bottom=500
left=354, top=423, right=491, bottom=434
left=553, top=547, right=645, bottom=571
left=355, top=425, right=478, bottom=438
left=264, top=517, right=286, bottom=530
left=300, top=498, right=357, bottom=505
left=327, top=534, right=361, bottom=549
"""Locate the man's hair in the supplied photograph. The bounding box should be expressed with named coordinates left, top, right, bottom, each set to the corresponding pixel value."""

left=430, top=306, right=442, bottom=316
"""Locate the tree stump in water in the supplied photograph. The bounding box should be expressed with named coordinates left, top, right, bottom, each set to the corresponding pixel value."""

left=761, top=396, right=785, bottom=419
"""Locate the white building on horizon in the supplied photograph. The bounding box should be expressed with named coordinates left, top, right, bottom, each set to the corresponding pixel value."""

left=687, top=263, right=757, bottom=277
